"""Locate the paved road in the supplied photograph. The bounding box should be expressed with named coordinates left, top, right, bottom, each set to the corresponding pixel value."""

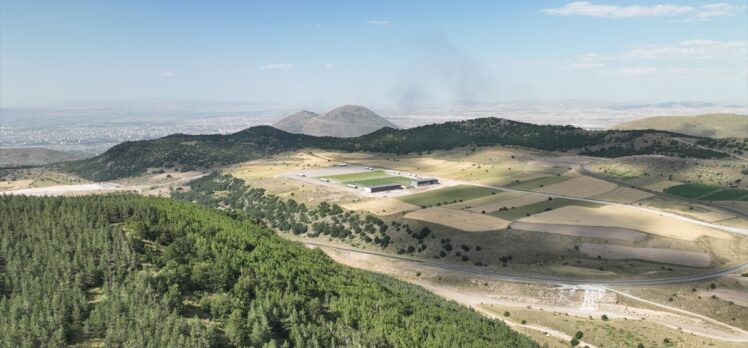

left=304, top=241, right=748, bottom=286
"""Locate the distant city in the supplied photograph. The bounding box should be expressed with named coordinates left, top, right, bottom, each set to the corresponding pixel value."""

left=1, top=100, right=746, bottom=155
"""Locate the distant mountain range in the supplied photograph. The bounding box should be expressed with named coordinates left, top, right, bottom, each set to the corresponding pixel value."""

left=273, top=105, right=398, bottom=137
left=611, top=114, right=748, bottom=138
left=65, top=117, right=729, bottom=181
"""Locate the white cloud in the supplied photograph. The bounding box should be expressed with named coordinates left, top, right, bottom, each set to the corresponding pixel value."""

left=305, top=24, right=323, bottom=29
left=259, top=64, right=298, bottom=71
left=543, top=2, right=743, bottom=20
left=323, top=63, right=336, bottom=69
left=366, top=20, right=390, bottom=25
left=156, top=72, right=178, bottom=78
left=611, top=66, right=658, bottom=76
left=623, top=39, right=748, bottom=59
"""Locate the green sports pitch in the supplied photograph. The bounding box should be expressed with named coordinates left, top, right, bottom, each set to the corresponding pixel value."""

left=320, top=170, right=412, bottom=187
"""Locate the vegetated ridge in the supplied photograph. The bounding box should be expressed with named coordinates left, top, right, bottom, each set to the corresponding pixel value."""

left=0, top=194, right=537, bottom=347
left=272, top=105, right=398, bottom=137
left=611, top=113, right=748, bottom=138
left=67, top=117, right=728, bottom=181
left=0, top=147, right=86, bottom=167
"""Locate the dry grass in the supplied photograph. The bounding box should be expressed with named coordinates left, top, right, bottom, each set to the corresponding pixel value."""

left=467, top=193, right=550, bottom=213
left=580, top=243, right=712, bottom=267
left=591, top=186, right=653, bottom=203
left=520, top=205, right=730, bottom=241
left=511, top=222, right=647, bottom=241
left=342, top=198, right=420, bottom=216
left=404, top=207, right=511, bottom=232
left=534, top=176, right=618, bottom=198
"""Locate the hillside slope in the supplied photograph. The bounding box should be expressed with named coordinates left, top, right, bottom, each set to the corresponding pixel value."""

left=0, top=195, right=536, bottom=347
left=273, top=105, right=398, bottom=137
left=0, top=147, right=85, bottom=166
left=66, top=117, right=726, bottom=181
left=611, top=114, right=748, bottom=138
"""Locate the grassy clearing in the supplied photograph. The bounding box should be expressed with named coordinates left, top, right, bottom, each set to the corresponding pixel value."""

left=398, top=185, right=498, bottom=207
left=489, top=198, right=601, bottom=220
left=505, top=175, right=570, bottom=190
left=664, top=183, right=722, bottom=199
left=701, top=188, right=748, bottom=201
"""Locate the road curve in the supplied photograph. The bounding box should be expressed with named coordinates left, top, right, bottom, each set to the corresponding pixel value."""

left=303, top=241, right=748, bottom=286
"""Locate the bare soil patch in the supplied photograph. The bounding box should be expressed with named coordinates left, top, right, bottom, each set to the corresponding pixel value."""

left=404, top=207, right=511, bottom=232
left=520, top=205, right=730, bottom=241
left=535, top=176, right=618, bottom=197
left=511, top=222, right=647, bottom=241
left=580, top=243, right=711, bottom=267
left=343, top=198, right=420, bottom=216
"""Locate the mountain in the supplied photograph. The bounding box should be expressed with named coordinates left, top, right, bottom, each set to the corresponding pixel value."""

left=0, top=147, right=86, bottom=167
left=272, top=110, right=318, bottom=134
left=1, top=194, right=536, bottom=347
left=273, top=105, right=398, bottom=137
left=66, top=117, right=729, bottom=181
left=611, top=114, right=748, bottom=138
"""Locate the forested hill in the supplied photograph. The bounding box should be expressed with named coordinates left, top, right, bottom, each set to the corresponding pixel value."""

left=0, top=195, right=537, bottom=347
left=66, top=117, right=726, bottom=180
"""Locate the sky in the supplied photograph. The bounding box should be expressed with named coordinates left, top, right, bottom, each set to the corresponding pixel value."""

left=1, top=1, right=747, bottom=108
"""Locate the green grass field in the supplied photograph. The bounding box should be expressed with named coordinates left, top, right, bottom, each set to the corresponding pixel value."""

left=664, top=183, right=722, bottom=199
left=664, top=183, right=748, bottom=201
left=506, top=175, right=570, bottom=190
left=398, top=185, right=497, bottom=207
left=488, top=198, right=602, bottom=220
left=320, top=170, right=413, bottom=187
left=700, top=188, right=748, bottom=201
left=350, top=176, right=413, bottom=187
left=320, top=170, right=388, bottom=182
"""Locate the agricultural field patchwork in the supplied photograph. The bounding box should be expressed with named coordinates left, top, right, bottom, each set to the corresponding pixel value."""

left=398, top=184, right=499, bottom=207
left=489, top=198, right=601, bottom=220
left=505, top=175, right=570, bottom=190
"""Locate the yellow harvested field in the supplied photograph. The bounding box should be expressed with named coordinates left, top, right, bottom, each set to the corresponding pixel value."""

left=679, top=209, right=736, bottom=223
left=467, top=193, right=548, bottom=213
left=405, top=207, right=511, bottom=232
left=534, top=176, right=617, bottom=197
left=580, top=243, right=711, bottom=267
left=510, top=221, right=647, bottom=241
left=342, top=198, right=420, bottom=216
left=591, top=186, right=653, bottom=203
left=519, top=205, right=730, bottom=241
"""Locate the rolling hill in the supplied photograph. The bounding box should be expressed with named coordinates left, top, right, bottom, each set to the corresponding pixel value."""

left=611, top=114, right=748, bottom=138
left=273, top=105, right=398, bottom=137
left=66, top=117, right=727, bottom=181
left=0, top=147, right=86, bottom=167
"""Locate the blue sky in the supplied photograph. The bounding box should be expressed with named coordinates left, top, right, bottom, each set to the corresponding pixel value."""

left=1, top=1, right=746, bottom=108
